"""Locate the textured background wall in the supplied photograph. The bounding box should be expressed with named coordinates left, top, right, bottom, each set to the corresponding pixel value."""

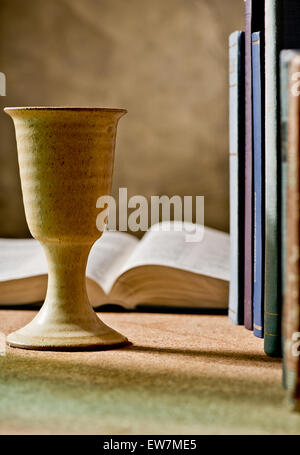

left=0, top=0, right=243, bottom=237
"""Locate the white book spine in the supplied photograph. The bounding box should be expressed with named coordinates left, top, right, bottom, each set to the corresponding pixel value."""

left=229, top=31, right=244, bottom=324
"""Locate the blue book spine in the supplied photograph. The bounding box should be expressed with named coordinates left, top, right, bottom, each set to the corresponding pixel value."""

left=228, top=31, right=245, bottom=325
left=252, top=32, right=264, bottom=338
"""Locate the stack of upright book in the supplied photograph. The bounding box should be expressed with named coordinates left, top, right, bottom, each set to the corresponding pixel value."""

left=228, top=0, right=300, bottom=409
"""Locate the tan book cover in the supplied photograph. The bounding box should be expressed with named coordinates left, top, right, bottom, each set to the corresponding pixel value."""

left=284, top=54, right=300, bottom=409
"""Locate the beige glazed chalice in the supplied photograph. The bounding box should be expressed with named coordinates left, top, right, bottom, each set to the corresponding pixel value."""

left=4, top=107, right=129, bottom=350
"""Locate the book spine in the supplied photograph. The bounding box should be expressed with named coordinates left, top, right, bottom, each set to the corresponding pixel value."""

left=251, top=32, right=264, bottom=339
left=284, top=54, right=300, bottom=410
left=280, top=49, right=300, bottom=387
left=229, top=31, right=245, bottom=325
left=264, top=0, right=282, bottom=356
left=244, top=0, right=253, bottom=330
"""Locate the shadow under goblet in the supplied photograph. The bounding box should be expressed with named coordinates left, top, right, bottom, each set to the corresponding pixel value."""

left=4, top=107, right=129, bottom=351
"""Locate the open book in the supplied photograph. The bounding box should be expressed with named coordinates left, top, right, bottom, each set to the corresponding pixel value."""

left=0, top=222, right=229, bottom=309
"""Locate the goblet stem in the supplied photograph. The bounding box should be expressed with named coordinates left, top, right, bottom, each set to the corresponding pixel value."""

left=6, top=241, right=129, bottom=350
left=42, top=242, right=93, bottom=322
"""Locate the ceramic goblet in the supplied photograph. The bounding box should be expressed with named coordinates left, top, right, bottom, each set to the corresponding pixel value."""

left=5, top=107, right=128, bottom=350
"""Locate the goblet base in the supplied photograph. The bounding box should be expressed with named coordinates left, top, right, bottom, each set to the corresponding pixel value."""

left=6, top=335, right=130, bottom=351
left=6, top=313, right=129, bottom=351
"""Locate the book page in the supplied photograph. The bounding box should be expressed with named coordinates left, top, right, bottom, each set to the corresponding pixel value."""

left=0, top=239, right=47, bottom=281
left=120, top=222, right=229, bottom=281
left=86, top=231, right=139, bottom=294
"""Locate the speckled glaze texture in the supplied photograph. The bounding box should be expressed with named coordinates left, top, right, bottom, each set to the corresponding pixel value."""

left=4, top=107, right=128, bottom=350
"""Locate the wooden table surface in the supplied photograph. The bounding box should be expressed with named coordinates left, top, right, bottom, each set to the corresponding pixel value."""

left=0, top=310, right=299, bottom=435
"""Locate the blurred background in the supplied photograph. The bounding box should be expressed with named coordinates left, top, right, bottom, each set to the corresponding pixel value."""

left=0, top=0, right=243, bottom=238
